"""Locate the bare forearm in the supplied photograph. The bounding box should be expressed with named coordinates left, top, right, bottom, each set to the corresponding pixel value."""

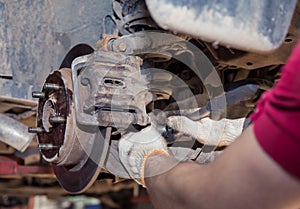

left=145, top=157, right=213, bottom=209
left=145, top=125, right=300, bottom=209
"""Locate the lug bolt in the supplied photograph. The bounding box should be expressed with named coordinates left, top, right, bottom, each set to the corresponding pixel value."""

left=49, top=116, right=66, bottom=124
left=44, top=83, right=62, bottom=91
left=28, top=127, right=45, bottom=134
left=38, top=144, right=60, bottom=150
left=32, top=91, right=46, bottom=99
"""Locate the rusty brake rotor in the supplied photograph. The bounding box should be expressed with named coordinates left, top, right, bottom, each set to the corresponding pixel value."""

left=31, top=68, right=108, bottom=193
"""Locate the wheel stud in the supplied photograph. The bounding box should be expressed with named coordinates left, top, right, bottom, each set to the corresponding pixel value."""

left=28, top=127, right=45, bottom=133
left=38, top=144, right=60, bottom=150
left=32, top=91, right=46, bottom=99
left=44, top=83, right=62, bottom=91
left=49, top=116, right=66, bottom=124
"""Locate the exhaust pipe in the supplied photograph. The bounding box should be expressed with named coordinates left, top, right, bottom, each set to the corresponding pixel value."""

left=0, top=114, right=35, bottom=152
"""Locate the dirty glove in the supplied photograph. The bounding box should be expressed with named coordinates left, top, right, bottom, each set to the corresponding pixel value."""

left=118, top=126, right=170, bottom=187
left=167, top=116, right=245, bottom=146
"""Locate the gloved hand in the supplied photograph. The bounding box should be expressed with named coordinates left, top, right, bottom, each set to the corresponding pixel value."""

left=118, top=126, right=170, bottom=187
left=167, top=116, right=245, bottom=146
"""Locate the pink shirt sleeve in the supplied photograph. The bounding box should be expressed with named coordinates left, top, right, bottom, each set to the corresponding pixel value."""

left=250, top=41, right=300, bottom=180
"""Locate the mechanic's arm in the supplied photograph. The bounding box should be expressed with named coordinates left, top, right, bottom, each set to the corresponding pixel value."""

left=145, top=41, right=300, bottom=209
left=119, top=41, right=300, bottom=208
left=145, top=125, right=300, bottom=209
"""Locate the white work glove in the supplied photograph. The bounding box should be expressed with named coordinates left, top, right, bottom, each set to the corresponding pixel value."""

left=118, top=126, right=170, bottom=187
left=167, top=116, right=245, bottom=146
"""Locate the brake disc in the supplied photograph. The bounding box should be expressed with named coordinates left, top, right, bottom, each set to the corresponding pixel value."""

left=31, top=68, right=108, bottom=193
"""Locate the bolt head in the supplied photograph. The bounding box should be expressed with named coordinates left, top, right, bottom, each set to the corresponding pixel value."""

left=117, top=42, right=127, bottom=52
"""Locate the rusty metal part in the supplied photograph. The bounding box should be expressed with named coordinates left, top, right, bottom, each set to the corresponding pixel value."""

left=74, top=31, right=215, bottom=127
left=35, top=68, right=112, bottom=193
left=49, top=116, right=66, bottom=124
left=41, top=99, right=55, bottom=132
left=43, top=83, right=62, bottom=91
left=36, top=69, right=75, bottom=162
left=0, top=114, right=35, bottom=152
left=28, top=127, right=45, bottom=134
left=72, top=50, right=152, bottom=128
left=97, top=34, right=120, bottom=51
left=36, top=68, right=82, bottom=160
left=32, top=91, right=45, bottom=99
left=107, top=31, right=185, bottom=55
left=53, top=127, right=110, bottom=193
left=108, top=31, right=226, bottom=115
left=98, top=111, right=136, bottom=128
left=36, top=69, right=82, bottom=165
left=38, top=144, right=61, bottom=150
